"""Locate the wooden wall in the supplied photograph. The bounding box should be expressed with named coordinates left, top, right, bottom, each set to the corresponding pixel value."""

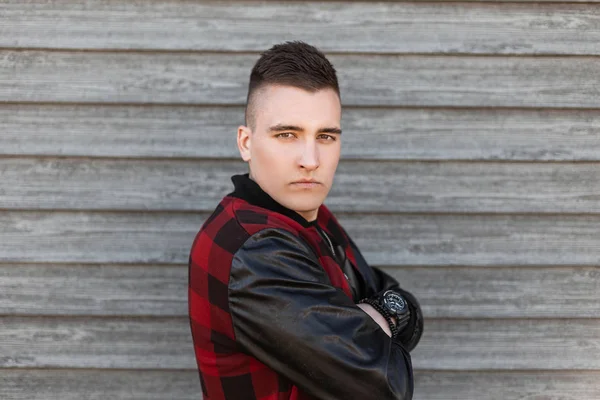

left=2, top=1, right=600, bottom=399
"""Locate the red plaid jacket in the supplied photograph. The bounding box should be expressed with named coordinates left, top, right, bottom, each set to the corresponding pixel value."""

left=188, top=174, right=416, bottom=400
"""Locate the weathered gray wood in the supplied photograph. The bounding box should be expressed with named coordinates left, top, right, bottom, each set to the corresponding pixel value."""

left=338, top=213, right=600, bottom=266
left=2, top=370, right=599, bottom=400
left=0, top=317, right=195, bottom=369
left=1, top=317, right=600, bottom=370
left=413, top=371, right=600, bottom=400
left=3, top=157, right=600, bottom=213
left=340, top=107, right=600, bottom=161
left=386, top=266, right=600, bottom=318
left=413, top=318, right=600, bottom=370
left=3, top=2, right=600, bottom=54
left=0, top=105, right=244, bottom=158
left=0, top=369, right=200, bottom=400
left=0, top=264, right=186, bottom=316
left=2, top=211, right=600, bottom=266
left=4, top=105, right=600, bottom=161
left=3, top=264, right=600, bottom=319
left=4, top=51, right=600, bottom=108
left=0, top=211, right=200, bottom=264
left=2, top=2, right=596, bottom=399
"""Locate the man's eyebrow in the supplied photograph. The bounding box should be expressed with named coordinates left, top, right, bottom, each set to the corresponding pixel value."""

left=268, top=124, right=342, bottom=135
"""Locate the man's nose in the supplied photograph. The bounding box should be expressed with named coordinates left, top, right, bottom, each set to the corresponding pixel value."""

left=298, top=141, right=319, bottom=171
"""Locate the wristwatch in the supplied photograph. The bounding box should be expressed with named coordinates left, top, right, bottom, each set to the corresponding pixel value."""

left=381, top=290, right=411, bottom=332
left=359, top=289, right=411, bottom=339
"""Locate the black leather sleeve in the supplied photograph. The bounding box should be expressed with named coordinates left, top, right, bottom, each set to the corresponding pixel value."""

left=371, top=266, right=402, bottom=292
left=345, top=231, right=424, bottom=353
left=228, top=228, right=413, bottom=400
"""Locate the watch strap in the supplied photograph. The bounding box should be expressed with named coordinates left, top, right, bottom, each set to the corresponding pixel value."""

left=359, top=298, right=400, bottom=339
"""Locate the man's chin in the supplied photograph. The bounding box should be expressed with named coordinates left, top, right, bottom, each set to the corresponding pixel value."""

left=292, top=204, right=325, bottom=215
left=277, top=190, right=328, bottom=213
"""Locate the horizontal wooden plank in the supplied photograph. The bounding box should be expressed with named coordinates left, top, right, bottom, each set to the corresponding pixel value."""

left=3, top=2, right=600, bottom=54
left=0, top=264, right=186, bottom=316
left=0, top=211, right=200, bottom=265
left=2, top=370, right=599, bottom=400
left=1, top=317, right=599, bottom=370
left=340, top=213, right=600, bottom=266
left=414, top=319, right=600, bottom=370
left=4, top=105, right=600, bottom=161
left=0, top=105, right=245, bottom=158
left=413, top=371, right=600, bottom=400
left=387, top=266, right=600, bottom=318
left=0, top=317, right=194, bottom=369
left=4, top=51, right=600, bottom=108
left=3, top=157, right=600, bottom=213
left=3, top=264, right=600, bottom=319
left=2, top=211, right=600, bottom=266
left=0, top=369, right=200, bottom=400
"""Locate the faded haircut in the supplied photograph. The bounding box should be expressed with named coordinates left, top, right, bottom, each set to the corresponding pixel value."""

left=244, top=41, right=340, bottom=130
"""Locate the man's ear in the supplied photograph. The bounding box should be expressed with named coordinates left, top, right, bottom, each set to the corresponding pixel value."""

left=237, top=125, right=252, bottom=162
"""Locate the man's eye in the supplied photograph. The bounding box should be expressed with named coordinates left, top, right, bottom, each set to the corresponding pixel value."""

left=276, top=132, right=294, bottom=138
left=318, top=134, right=336, bottom=141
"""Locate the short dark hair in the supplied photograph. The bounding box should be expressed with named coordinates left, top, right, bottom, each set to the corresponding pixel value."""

left=245, top=41, right=340, bottom=129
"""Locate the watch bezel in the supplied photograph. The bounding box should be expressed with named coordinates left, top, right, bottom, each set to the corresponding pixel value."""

left=382, top=290, right=408, bottom=316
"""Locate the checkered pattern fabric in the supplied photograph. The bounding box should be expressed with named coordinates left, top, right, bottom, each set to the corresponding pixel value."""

left=188, top=195, right=403, bottom=399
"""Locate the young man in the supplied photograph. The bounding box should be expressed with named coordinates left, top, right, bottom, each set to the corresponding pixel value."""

left=188, top=41, right=423, bottom=400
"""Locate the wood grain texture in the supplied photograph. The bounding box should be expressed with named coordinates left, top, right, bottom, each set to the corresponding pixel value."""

left=413, top=371, right=600, bottom=400
left=0, top=211, right=200, bottom=264
left=2, top=1, right=597, bottom=398
left=2, top=370, right=599, bottom=400
left=3, top=157, right=600, bottom=213
left=2, top=211, right=600, bottom=266
left=0, top=369, right=201, bottom=400
left=338, top=213, right=600, bottom=266
left=3, top=264, right=600, bottom=319
left=3, top=2, right=600, bottom=54
left=2, top=317, right=600, bottom=370
left=4, top=51, right=600, bottom=108
left=413, top=318, right=600, bottom=370
left=4, top=105, right=600, bottom=161
left=386, top=266, right=600, bottom=318
left=0, top=264, right=186, bottom=316
left=0, top=317, right=195, bottom=369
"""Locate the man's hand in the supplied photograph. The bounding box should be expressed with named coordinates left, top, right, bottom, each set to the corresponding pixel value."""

left=357, top=303, right=393, bottom=337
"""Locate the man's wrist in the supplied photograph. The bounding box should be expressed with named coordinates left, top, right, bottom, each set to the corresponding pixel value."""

left=358, top=298, right=399, bottom=339
left=357, top=303, right=392, bottom=337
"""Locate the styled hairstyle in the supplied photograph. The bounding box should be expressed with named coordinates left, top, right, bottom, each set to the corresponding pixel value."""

left=245, top=41, right=340, bottom=129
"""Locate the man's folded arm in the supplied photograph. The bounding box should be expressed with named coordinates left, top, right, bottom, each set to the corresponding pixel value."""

left=343, top=231, right=401, bottom=293
left=228, top=228, right=413, bottom=400
left=371, top=265, right=402, bottom=292
left=343, top=232, right=424, bottom=353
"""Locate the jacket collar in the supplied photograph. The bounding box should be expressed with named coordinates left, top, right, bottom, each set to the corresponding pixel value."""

left=228, top=173, right=318, bottom=229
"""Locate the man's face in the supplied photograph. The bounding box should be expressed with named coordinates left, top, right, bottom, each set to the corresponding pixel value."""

left=237, top=85, right=342, bottom=222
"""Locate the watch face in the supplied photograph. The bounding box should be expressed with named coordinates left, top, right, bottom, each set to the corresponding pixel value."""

left=383, top=291, right=407, bottom=315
